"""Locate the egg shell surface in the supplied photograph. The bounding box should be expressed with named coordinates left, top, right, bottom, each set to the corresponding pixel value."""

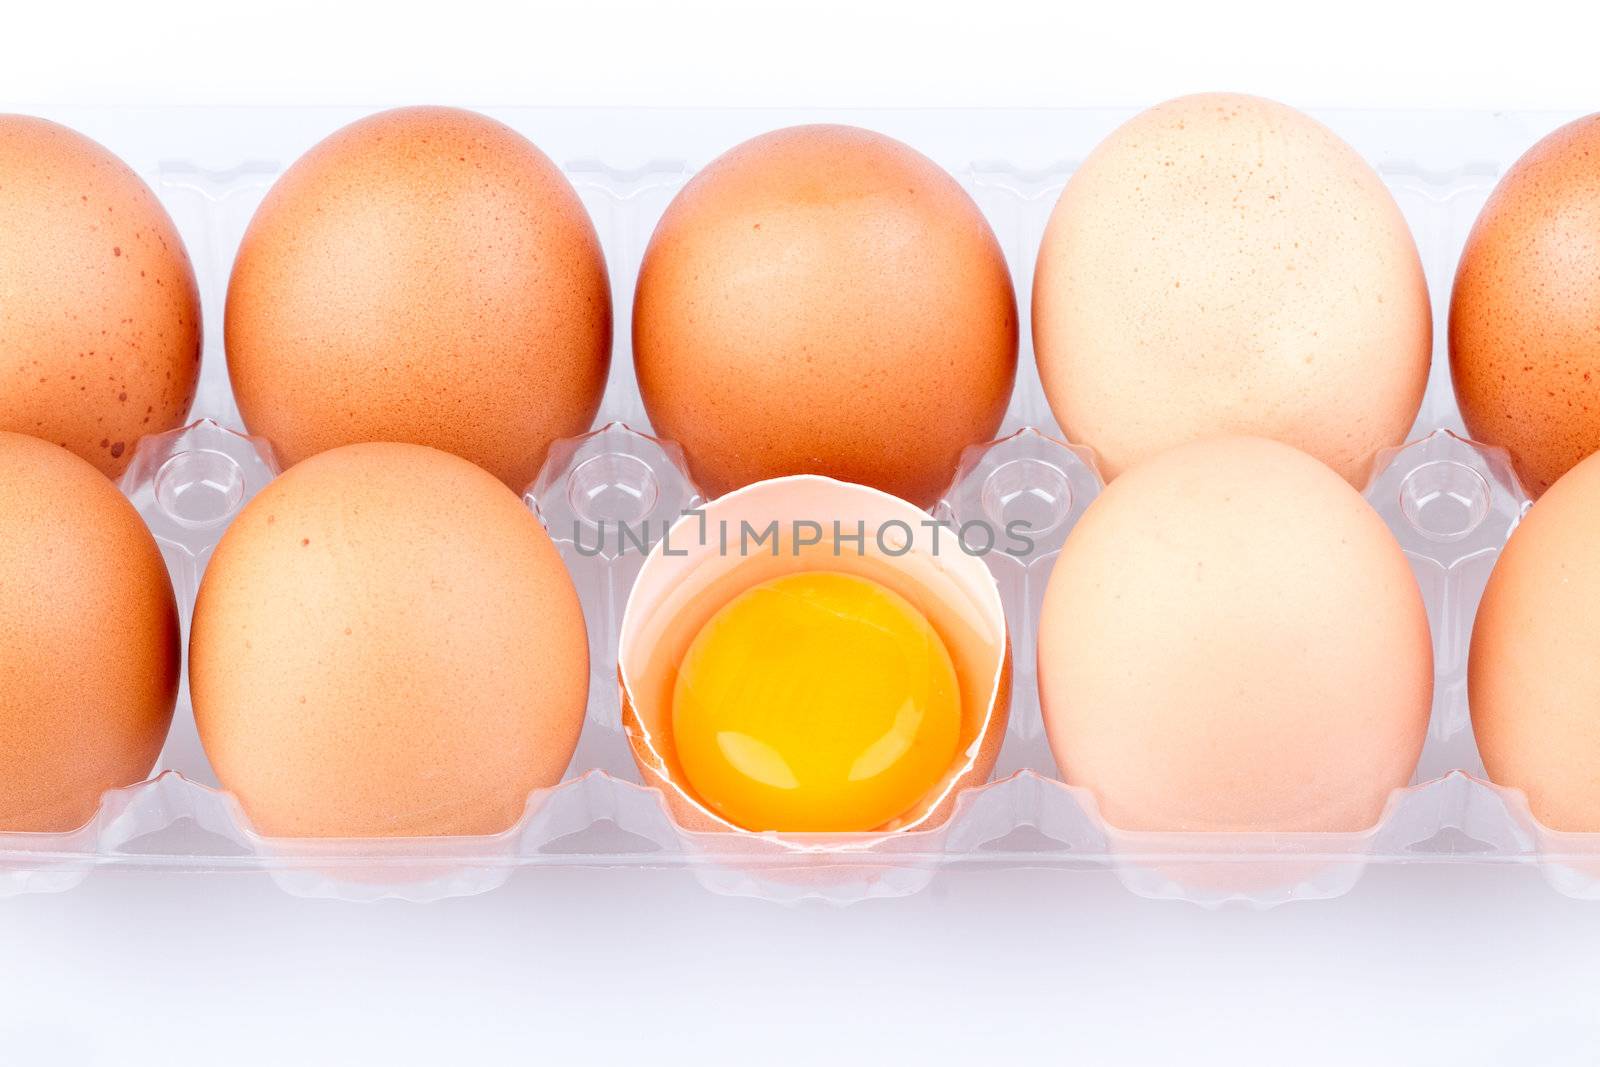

left=1036, top=435, right=1433, bottom=832
left=1470, top=448, right=1600, bottom=831
left=0, top=116, right=202, bottom=477
left=189, top=442, right=589, bottom=837
left=1032, top=94, right=1431, bottom=484
left=633, top=124, right=1018, bottom=508
left=0, top=431, right=180, bottom=831
left=1450, top=114, right=1600, bottom=497
left=225, top=106, right=611, bottom=491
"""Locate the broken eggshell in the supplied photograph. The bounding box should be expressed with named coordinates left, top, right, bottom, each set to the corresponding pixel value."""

left=618, top=475, right=1011, bottom=849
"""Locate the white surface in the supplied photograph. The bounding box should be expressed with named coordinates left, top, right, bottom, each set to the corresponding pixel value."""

left=2, top=0, right=1598, bottom=111
left=5, top=1, right=1600, bottom=1062
left=3, top=865, right=1600, bottom=1064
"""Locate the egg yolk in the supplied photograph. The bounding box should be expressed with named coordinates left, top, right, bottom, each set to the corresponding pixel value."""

left=671, top=570, right=962, bottom=833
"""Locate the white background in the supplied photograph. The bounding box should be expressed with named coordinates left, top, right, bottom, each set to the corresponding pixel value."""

left=4, top=1, right=1600, bottom=1063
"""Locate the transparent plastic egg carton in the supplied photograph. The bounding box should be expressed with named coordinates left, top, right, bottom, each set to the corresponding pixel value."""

left=2, top=105, right=1594, bottom=909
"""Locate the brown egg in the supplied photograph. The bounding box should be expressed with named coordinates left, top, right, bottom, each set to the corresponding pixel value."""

left=633, top=124, right=1017, bottom=508
left=0, top=116, right=202, bottom=477
left=0, top=431, right=179, bottom=831
left=226, top=106, right=611, bottom=491
left=1470, top=450, right=1600, bottom=830
left=1037, top=436, right=1432, bottom=832
left=1032, top=94, right=1432, bottom=484
left=189, top=442, right=589, bottom=837
left=1451, top=115, right=1600, bottom=497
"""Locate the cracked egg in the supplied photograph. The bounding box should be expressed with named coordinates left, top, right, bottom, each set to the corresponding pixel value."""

left=619, top=476, right=1010, bottom=838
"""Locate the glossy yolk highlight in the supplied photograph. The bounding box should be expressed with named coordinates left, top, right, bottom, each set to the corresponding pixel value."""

left=670, top=570, right=962, bottom=833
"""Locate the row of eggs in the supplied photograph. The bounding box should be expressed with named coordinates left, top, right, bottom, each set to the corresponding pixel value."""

left=2, top=95, right=1600, bottom=842
left=13, top=93, right=1600, bottom=503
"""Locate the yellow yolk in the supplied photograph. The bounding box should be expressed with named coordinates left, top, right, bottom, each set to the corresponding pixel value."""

left=670, top=570, right=962, bottom=832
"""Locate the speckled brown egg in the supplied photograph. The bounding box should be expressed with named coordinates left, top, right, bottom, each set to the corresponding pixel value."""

left=189, top=442, right=589, bottom=837
left=1470, top=449, right=1600, bottom=830
left=1451, top=115, right=1600, bottom=498
left=0, top=431, right=179, bottom=831
left=225, top=106, right=611, bottom=492
left=1033, top=94, right=1432, bottom=485
left=0, top=116, right=202, bottom=477
left=1037, top=436, right=1433, bottom=832
left=633, top=124, right=1017, bottom=508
